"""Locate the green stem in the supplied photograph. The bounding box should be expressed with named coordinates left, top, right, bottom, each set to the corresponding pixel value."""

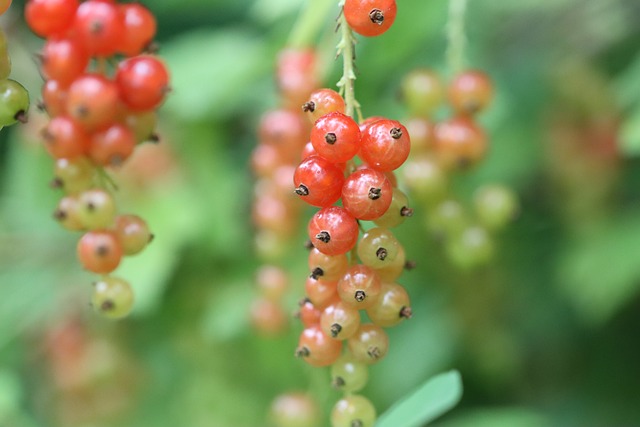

left=336, top=7, right=363, bottom=122
left=287, top=0, right=337, bottom=49
left=446, top=0, right=468, bottom=75
left=96, top=167, right=119, bottom=192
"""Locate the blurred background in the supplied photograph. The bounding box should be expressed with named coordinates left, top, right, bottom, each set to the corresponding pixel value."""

left=1, top=0, right=640, bottom=426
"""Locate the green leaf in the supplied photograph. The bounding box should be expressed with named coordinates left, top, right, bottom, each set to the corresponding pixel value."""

left=376, top=370, right=463, bottom=427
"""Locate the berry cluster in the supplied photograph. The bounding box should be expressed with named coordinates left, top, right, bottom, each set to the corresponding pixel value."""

left=25, top=0, right=169, bottom=318
left=250, top=48, right=319, bottom=335
left=294, top=89, right=413, bottom=427
left=0, top=1, right=30, bottom=129
left=400, top=69, right=518, bottom=269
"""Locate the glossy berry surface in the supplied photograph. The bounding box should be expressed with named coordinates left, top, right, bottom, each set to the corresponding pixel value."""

left=359, top=119, right=410, bottom=172
left=73, top=0, right=123, bottom=56
left=116, top=56, right=170, bottom=111
left=294, top=155, right=345, bottom=207
left=330, top=395, right=376, bottom=427
left=66, top=74, right=119, bottom=131
left=337, top=264, right=382, bottom=309
left=295, top=325, right=342, bottom=367
left=77, top=230, right=122, bottom=274
left=308, top=207, right=359, bottom=256
left=310, top=112, right=361, bottom=163
left=320, top=299, right=361, bottom=340
left=308, top=248, right=348, bottom=282
left=118, top=2, right=157, bottom=56
left=89, top=123, right=136, bottom=166
left=302, top=88, right=345, bottom=123
left=348, top=323, right=389, bottom=364
left=42, top=116, right=89, bottom=159
left=25, top=0, right=79, bottom=38
left=77, top=188, right=116, bottom=229
left=41, top=38, right=90, bottom=86
left=114, top=214, right=152, bottom=255
left=330, top=354, right=369, bottom=392
left=344, top=0, right=397, bottom=37
left=91, top=276, right=134, bottom=319
left=357, top=227, right=400, bottom=269
left=0, top=79, right=29, bottom=126
left=342, top=168, right=393, bottom=220
left=365, top=282, right=411, bottom=327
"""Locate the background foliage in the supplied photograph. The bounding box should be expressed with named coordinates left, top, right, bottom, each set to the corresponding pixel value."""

left=1, top=0, right=640, bottom=426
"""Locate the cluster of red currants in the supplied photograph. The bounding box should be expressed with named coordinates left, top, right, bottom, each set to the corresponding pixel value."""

left=0, top=0, right=30, bottom=130
left=292, top=87, right=414, bottom=426
left=400, top=69, right=518, bottom=269
left=25, top=0, right=169, bottom=318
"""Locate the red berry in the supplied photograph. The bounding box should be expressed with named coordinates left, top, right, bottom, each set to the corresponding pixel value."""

left=308, top=248, right=349, bottom=282
left=342, top=168, right=393, bottom=220
left=77, top=230, right=122, bottom=274
left=73, top=0, right=123, bottom=56
left=344, top=0, right=397, bottom=37
left=337, top=264, right=382, bottom=309
left=302, top=88, right=345, bottom=123
left=42, top=115, right=89, bottom=159
left=66, top=74, right=119, bottom=131
left=448, top=70, right=494, bottom=115
left=117, top=2, right=157, bottom=56
left=295, top=325, right=342, bottom=367
left=360, top=119, right=410, bottom=172
left=310, top=112, right=361, bottom=163
left=89, top=123, right=136, bottom=166
left=26, top=0, right=79, bottom=38
left=294, top=156, right=345, bottom=208
left=305, top=276, right=337, bottom=309
left=308, top=207, right=359, bottom=256
left=434, top=117, right=487, bottom=170
left=42, top=79, right=68, bottom=117
left=41, top=38, right=90, bottom=86
left=276, top=48, right=318, bottom=108
left=298, top=298, right=322, bottom=328
left=116, top=56, right=170, bottom=111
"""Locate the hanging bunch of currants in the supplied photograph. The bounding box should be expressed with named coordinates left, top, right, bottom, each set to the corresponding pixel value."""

left=24, top=0, right=170, bottom=319
left=0, top=0, right=30, bottom=130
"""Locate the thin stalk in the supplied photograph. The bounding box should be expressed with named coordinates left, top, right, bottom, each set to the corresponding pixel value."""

left=446, top=0, right=468, bottom=75
left=336, top=7, right=363, bottom=122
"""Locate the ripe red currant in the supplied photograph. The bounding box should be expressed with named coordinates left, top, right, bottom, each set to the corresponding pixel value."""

left=342, top=168, right=393, bottom=220
left=337, top=264, right=382, bottom=309
left=77, top=230, right=122, bottom=274
left=359, top=119, right=410, bottom=172
left=25, top=0, right=79, bottom=38
left=295, top=325, right=342, bottom=367
left=449, top=70, right=494, bottom=115
left=310, top=112, right=361, bottom=163
left=293, top=155, right=345, bottom=208
left=344, top=0, right=397, bottom=37
left=307, top=207, right=359, bottom=256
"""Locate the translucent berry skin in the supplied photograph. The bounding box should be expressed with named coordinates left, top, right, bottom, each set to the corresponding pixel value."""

left=434, top=117, right=487, bottom=170
left=344, top=0, right=397, bottom=37
left=54, top=157, right=95, bottom=194
left=294, top=156, right=345, bottom=208
left=117, top=3, right=156, bottom=56
left=337, top=264, right=382, bottom=309
left=114, top=214, right=152, bottom=255
left=116, top=56, right=170, bottom=111
left=89, top=123, right=136, bottom=166
left=374, top=188, right=412, bottom=228
left=305, top=276, right=337, bottom=309
left=320, top=299, right=361, bottom=340
left=66, top=74, right=119, bottom=131
left=357, top=227, right=400, bottom=269
left=42, top=116, right=90, bottom=159
left=77, top=230, right=122, bottom=274
left=77, top=188, right=116, bottom=229
left=91, top=276, right=134, bottom=319
left=347, top=323, right=389, bottom=364
left=365, top=282, right=411, bottom=327
left=270, top=393, right=321, bottom=427
left=449, top=70, right=494, bottom=115
left=73, top=0, right=123, bottom=56
left=0, top=79, right=29, bottom=126
left=330, top=354, right=369, bottom=393
left=342, top=168, right=393, bottom=220
left=374, top=244, right=406, bottom=283
left=308, top=207, right=359, bottom=256
left=359, top=119, right=410, bottom=172
left=53, top=196, right=84, bottom=231
left=41, top=38, right=90, bottom=86
left=330, top=395, right=377, bottom=427
left=298, top=298, right=322, bottom=328
left=295, top=325, right=342, bottom=367
left=308, top=248, right=348, bottom=282
left=42, top=80, right=68, bottom=117
left=25, top=0, right=79, bottom=38
left=310, top=112, right=361, bottom=163
left=302, top=88, right=345, bottom=123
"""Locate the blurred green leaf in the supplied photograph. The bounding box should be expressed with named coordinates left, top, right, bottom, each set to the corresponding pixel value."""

left=376, top=370, right=462, bottom=427
left=437, top=407, right=550, bottom=427
left=558, top=211, right=640, bottom=324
